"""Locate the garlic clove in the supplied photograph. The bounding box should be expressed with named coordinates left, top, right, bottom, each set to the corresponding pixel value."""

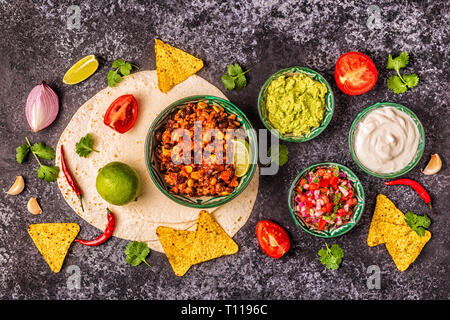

left=6, top=176, right=25, bottom=195
left=27, top=197, right=42, bottom=215
left=423, top=153, right=442, bottom=175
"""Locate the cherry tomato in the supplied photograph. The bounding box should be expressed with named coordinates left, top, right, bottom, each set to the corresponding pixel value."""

left=335, top=52, right=378, bottom=95
left=256, top=220, right=290, bottom=259
left=104, top=94, right=138, bottom=133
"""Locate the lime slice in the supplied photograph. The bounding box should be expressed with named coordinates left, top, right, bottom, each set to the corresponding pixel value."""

left=63, top=55, right=99, bottom=85
left=233, top=139, right=250, bottom=177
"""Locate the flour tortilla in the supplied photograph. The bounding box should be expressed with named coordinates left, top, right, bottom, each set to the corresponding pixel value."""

left=56, top=70, right=259, bottom=252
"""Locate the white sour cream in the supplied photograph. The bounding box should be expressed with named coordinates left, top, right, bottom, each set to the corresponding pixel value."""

left=353, top=106, right=420, bottom=174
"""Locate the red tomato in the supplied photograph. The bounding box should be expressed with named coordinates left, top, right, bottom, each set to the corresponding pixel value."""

left=256, top=220, right=290, bottom=259
left=325, top=202, right=334, bottom=213
left=104, top=94, right=138, bottom=133
left=319, top=178, right=329, bottom=188
left=309, top=183, right=319, bottom=191
left=330, top=176, right=339, bottom=189
left=317, top=219, right=327, bottom=231
left=335, top=52, right=378, bottom=95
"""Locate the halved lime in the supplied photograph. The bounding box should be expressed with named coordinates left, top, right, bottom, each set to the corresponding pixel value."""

left=63, top=55, right=99, bottom=85
left=232, top=139, right=250, bottom=177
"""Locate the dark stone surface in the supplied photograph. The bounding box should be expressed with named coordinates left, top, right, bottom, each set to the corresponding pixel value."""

left=0, top=0, right=449, bottom=299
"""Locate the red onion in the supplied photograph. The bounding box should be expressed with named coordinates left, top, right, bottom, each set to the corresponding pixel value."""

left=25, top=81, right=59, bottom=132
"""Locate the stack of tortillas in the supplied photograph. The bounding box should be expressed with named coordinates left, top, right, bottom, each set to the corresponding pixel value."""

left=55, top=39, right=259, bottom=253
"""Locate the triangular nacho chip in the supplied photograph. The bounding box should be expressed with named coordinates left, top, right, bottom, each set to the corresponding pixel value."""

left=27, top=223, right=80, bottom=273
left=367, top=194, right=409, bottom=246
left=155, top=39, right=204, bottom=93
left=156, top=211, right=238, bottom=276
left=191, top=210, right=239, bottom=263
left=385, top=230, right=431, bottom=271
left=156, top=226, right=195, bottom=277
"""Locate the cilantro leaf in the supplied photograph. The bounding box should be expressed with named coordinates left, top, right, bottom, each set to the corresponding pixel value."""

left=403, top=73, right=419, bottom=88
left=37, top=165, right=59, bottom=182
left=387, top=75, right=408, bottom=94
left=108, top=59, right=139, bottom=87
left=318, top=243, right=344, bottom=270
left=267, top=144, right=288, bottom=167
left=75, top=133, right=99, bottom=157
left=221, top=63, right=250, bottom=90
left=30, top=142, right=55, bottom=160
left=125, top=241, right=151, bottom=268
left=405, top=211, right=430, bottom=237
left=16, top=144, right=30, bottom=164
left=386, top=51, right=409, bottom=71
left=112, top=58, right=126, bottom=68
left=227, top=63, right=243, bottom=76
left=221, top=74, right=236, bottom=90
left=386, top=51, right=419, bottom=94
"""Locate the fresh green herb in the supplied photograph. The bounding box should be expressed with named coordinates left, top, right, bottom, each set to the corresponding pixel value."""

left=37, top=165, right=60, bottom=182
left=318, top=243, right=344, bottom=270
left=16, top=137, right=59, bottom=182
left=386, top=51, right=419, bottom=93
left=221, top=63, right=251, bottom=90
left=404, top=211, right=431, bottom=237
left=125, top=241, right=151, bottom=268
left=75, top=133, right=99, bottom=157
left=265, top=144, right=288, bottom=167
left=16, top=144, right=30, bottom=164
left=107, top=58, right=139, bottom=87
left=30, top=142, right=56, bottom=160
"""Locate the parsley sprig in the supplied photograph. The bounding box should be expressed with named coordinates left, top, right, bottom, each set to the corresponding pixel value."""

left=386, top=51, right=419, bottom=93
left=318, top=243, right=344, bottom=270
left=16, top=137, right=59, bottom=182
left=221, top=63, right=251, bottom=90
left=75, top=133, right=99, bottom=157
left=107, top=58, right=139, bottom=87
left=405, top=211, right=431, bottom=237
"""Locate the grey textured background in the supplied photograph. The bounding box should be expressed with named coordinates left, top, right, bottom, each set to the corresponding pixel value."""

left=1, top=0, right=449, bottom=300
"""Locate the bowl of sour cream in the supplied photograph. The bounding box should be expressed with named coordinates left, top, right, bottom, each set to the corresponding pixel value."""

left=349, top=102, right=425, bottom=178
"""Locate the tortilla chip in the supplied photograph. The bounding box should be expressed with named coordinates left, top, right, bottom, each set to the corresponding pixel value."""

left=155, top=39, right=204, bottom=93
left=156, top=210, right=238, bottom=276
left=27, top=223, right=80, bottom=273
left=191, top=210, right=239, bottom=263
left=156, top=226, right=195, bottom=276
left=367, top=194, right=409, bottom=246
left=385, top=230, right=431, bottom=271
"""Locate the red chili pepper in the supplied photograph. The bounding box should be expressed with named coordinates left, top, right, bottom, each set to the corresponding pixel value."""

left=60, top=144, right=84, bottom=211
left=384, top=178, right=434, bottom=213
left=75, top=209, right=116, bottom=246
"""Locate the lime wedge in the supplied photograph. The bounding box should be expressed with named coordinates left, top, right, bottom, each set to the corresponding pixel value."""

left=233, top=139, right=250, bottom=177
left=63, top=55, right=99, bottom=85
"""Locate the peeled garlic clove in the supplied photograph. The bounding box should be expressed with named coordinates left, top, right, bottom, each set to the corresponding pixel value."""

left=6, top=176, right=25, bottom=195
left=423, top=153, right=442, bottom=175
left=27, top=197, right=42, bottom=215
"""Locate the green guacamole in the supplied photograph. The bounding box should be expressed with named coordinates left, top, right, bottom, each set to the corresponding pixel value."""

left=265, top=73, right=328, bottom=136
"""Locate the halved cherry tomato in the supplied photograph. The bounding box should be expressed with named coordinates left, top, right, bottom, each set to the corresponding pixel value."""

left=256, top=220, right=290, bottom=259
left=104, top=94, right=138, bottom=133
left=335, top=52, right=378, bottom=95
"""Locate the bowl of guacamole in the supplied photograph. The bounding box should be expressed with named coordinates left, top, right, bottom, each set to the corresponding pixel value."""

left=258, top=66, right=334, bottom=142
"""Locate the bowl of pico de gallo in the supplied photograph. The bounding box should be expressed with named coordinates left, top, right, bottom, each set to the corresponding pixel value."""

left=288, top=162, right=365, bottom=238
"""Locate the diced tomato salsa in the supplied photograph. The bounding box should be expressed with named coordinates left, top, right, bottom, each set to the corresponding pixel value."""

left=294, top=166, right=358, bottom=231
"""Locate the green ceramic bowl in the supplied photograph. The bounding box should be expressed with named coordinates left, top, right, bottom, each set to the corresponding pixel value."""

left=348, top=102, right=425, bottom=179
left=145, top=95, right=258, bottom=208
left=257, top=66, right=335, bottom=142
left=288, top=162, right=365, bottom=238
